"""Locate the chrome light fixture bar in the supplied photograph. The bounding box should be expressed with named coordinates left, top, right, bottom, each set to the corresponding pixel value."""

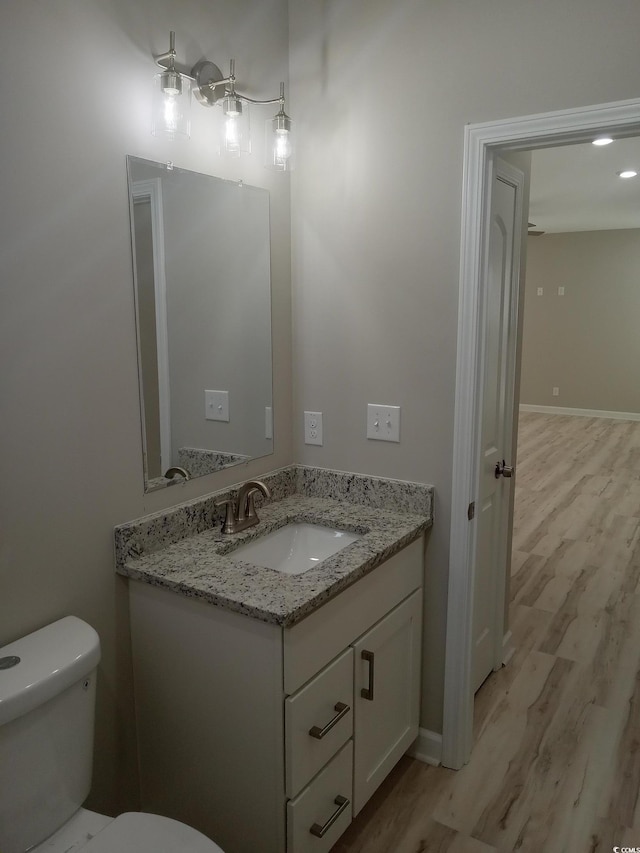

left=153, top=32, right=294, bottom=170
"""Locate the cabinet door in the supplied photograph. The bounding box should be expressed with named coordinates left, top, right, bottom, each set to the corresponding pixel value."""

left=352, top=589, right=422, bottom=815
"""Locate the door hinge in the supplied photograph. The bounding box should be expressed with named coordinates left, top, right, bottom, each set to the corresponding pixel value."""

left=467, top=501, right=475, bottom=521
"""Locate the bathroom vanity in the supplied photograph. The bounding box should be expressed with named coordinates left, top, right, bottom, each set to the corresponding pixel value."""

left=116, top=467, right=432, bottom=853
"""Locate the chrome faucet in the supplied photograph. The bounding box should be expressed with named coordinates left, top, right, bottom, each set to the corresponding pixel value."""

left=215, top=480, right=272, bottom=534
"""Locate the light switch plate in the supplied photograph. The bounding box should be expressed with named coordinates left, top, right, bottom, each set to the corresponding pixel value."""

left=205, top=390, right=229, bottom=422
left=367, top=404, right=400, bottom=442
left=304, top=411, right=323, bottom=445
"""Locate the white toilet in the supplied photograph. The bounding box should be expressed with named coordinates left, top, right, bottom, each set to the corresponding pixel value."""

left=0, top=616, right=225, bottom=853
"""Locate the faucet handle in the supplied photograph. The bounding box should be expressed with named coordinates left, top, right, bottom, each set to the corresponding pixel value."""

left=214, top=497, right=237, bottom=534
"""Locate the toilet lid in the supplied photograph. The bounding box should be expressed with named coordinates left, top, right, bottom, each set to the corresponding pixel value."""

left=80, top=812, right=224, bottom=852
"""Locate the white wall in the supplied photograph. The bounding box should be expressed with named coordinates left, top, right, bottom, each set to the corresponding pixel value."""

left=288, top=0, right=640, bottom=732
left=0, top=0, right=291, bottom=816
left=521, top=230, right=640, bottom=413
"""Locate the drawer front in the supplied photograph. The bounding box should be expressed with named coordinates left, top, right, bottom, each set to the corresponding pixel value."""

left=284, top=537, right=424, bottom=694
left=287, top=740, right=353, bottom=853
left=285, top=648, right=353, bottom=798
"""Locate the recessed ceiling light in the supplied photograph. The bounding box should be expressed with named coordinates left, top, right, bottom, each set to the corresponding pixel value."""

left=617, top=169, right=638, bottom=178
left=593, top=137, right=614, bottom=146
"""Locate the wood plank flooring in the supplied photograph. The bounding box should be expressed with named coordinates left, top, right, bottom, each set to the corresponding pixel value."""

left=332, top=412, right=640, bottom=853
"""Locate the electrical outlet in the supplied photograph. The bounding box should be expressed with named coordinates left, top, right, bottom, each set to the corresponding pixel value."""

left=304, top=411, right=323, bottom=445
left=537, top=287, right=544, bottom=296
left=552, top=387, right=559, bottom=397
left=265, top=406, right=273, bottom=440
left=205, top=390, right=229, bottom=421
left=367, top=404, right=401, bottom=442
left=558, top=286, right=565, bottom=296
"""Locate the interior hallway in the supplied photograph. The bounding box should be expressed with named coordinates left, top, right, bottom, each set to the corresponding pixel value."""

left=332, top=412, right=640, bottom=852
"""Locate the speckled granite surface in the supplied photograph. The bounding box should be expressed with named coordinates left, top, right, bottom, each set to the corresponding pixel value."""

left=177, top=447, right=250, bottom=478
left=115, top=466, right=433, bottom=627
left=114, top=466, right=297, bottom=569
left=295, top=466, right=432, bottom=515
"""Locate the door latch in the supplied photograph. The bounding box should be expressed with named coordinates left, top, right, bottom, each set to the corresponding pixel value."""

left=495, top=460, right=514, bottom=479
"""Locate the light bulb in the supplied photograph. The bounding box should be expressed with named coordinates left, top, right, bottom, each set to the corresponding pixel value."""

left=164, top=96, right=178, bottom=133
left=219, top=100, right=250, bottom=157
left=152, top=71, right=191, bottom=139
left=225, top=116, right=241, bottom=156
left=275, top=130, right=292, bottom=164
left=265, top=111, right=294, bottom=171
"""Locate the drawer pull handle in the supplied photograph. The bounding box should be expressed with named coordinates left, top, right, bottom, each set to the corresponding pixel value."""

left=309, top=702, right=350, bottom=740
left=361, top=649, right=375, bottom=701
left=309, top=795, right=350, bottom=838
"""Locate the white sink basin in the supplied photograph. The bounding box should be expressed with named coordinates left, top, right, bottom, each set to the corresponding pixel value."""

left=230, top=523, right=361, bottom=575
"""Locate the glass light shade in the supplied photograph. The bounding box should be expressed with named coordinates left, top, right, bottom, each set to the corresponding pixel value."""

left=152, top=71, right=192, bottom=139
left=265, top=113, right=294, bottom=172
left=220, top=101, right=250, bottom=158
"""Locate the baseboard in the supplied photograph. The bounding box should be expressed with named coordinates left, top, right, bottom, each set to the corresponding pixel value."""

left=408, top=728, right=442, bottom=766
left=519, top=403, right=640, bottom=422
left=503, top=629, right=515, bottom=666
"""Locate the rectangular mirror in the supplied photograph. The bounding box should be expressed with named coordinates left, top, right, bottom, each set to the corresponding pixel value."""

left=127, top=156, right=273, bottom=492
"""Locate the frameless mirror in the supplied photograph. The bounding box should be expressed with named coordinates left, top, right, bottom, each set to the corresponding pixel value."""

left=127, top=156, right=273, bottom=492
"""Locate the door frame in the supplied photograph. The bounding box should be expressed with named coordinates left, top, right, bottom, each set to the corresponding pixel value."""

left=443, top=97, right=640, bottom=770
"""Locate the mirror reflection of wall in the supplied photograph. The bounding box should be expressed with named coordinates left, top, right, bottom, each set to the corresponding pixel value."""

left=127, top=157, right=273, bottom=492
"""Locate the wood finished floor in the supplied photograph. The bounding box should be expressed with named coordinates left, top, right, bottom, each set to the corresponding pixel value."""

left=331, top=412, right=640, bottom=853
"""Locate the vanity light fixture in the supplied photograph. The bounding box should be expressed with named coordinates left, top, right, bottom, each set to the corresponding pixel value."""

left=617, top=169, right=638, bottom=178
left=152, top=32, right=192, bottom=139
left=153, top=32, right=294, bottom=170
left=592, top=136, right=614, bottom=146
left=265, top=84, right=294, bottom=171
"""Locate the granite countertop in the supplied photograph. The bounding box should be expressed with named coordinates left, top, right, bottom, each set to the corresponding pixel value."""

left=117, top=494, right=431, bottom=628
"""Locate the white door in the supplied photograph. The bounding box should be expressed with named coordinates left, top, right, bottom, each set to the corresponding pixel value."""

left=471, top=159, right=523, bottom=693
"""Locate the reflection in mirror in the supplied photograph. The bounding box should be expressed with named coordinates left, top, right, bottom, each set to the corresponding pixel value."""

left=127, top=156, right=273, bottom=492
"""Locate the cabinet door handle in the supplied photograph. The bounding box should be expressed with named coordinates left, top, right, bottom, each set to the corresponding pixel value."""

left=308, top=702, right=350, bottom=739
left=309, top=795, right=350, bottom=838
left=361, top=649, right=375, bottom=701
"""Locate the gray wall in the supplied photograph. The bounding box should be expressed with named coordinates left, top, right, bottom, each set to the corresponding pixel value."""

left=521, top=229, right=640, bottom=413
left=0, top=0, right=292, bottom=816
left=288, top=0, right=640, bottom=733
left=5, top=0, right=640, bottom=819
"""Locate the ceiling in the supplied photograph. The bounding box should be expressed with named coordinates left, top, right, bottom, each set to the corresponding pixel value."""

left=527, top=136, right=640, bottom=234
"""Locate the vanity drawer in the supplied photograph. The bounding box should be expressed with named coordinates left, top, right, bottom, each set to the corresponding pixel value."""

left=287, top=740, right=353, bottom=853
left=285, top=648, right=353, bottom=798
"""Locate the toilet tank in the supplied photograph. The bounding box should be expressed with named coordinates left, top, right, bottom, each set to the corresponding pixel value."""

left=0, top=616, right=101, bottom=853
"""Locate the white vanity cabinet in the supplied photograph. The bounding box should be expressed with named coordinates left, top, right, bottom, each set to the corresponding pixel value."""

left=128, top=536, right=423, bottom=853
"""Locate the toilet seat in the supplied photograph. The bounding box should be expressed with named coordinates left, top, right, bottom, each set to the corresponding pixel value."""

left=30, top=809, right=224, bottom=853
left=79, top=812, right=224, bottom=852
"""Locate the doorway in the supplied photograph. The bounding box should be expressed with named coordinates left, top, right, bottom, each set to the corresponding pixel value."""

left=443, top=97, right=640, bottom=770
